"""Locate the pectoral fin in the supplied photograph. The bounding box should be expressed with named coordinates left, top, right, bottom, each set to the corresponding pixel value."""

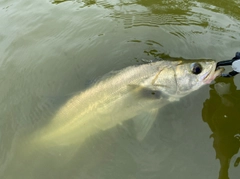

left=133, top=108, right=159, bottom=141
left=128, top=84, right=164, bottom=99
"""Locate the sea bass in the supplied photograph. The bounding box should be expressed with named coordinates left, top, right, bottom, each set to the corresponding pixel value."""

left=29, top=60, right=223, bottom=147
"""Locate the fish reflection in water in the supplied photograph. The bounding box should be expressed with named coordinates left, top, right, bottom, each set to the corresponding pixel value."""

left=202, top=77, right=240, bottom=179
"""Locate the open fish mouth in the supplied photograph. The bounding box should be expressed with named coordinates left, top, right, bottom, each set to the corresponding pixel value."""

left=203, top=63, right=225, bottom=84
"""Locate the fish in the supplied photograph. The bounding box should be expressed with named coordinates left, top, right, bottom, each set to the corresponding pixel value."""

left=27, top=59, right=224, bottom=149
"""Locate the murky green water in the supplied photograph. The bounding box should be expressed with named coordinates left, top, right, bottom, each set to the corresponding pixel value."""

left=0, top=0, right=240, bottom=179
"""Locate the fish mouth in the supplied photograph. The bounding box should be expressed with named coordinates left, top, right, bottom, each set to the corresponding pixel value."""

left=203, top=63, right=225, bottom=84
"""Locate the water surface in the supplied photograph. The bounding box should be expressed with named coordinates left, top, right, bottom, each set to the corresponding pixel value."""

left=0, top=0, right=240, bottom=179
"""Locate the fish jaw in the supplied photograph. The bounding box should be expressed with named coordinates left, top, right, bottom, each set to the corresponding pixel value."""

left=203, top=64, right=225, bottom=84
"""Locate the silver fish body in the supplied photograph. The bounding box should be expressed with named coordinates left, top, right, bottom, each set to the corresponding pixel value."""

left=29, top=60, right=223, bottom=147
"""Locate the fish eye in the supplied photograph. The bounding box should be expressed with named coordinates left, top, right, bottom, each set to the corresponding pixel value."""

left=190, top=63, right=202, bottom=75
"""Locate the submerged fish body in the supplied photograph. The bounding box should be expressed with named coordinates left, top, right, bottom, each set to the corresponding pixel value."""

left=30, top=60, right=223, bottom=147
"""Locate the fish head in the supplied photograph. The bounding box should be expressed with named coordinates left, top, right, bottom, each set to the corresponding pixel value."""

left=174, top=60, right=224, bottom=96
